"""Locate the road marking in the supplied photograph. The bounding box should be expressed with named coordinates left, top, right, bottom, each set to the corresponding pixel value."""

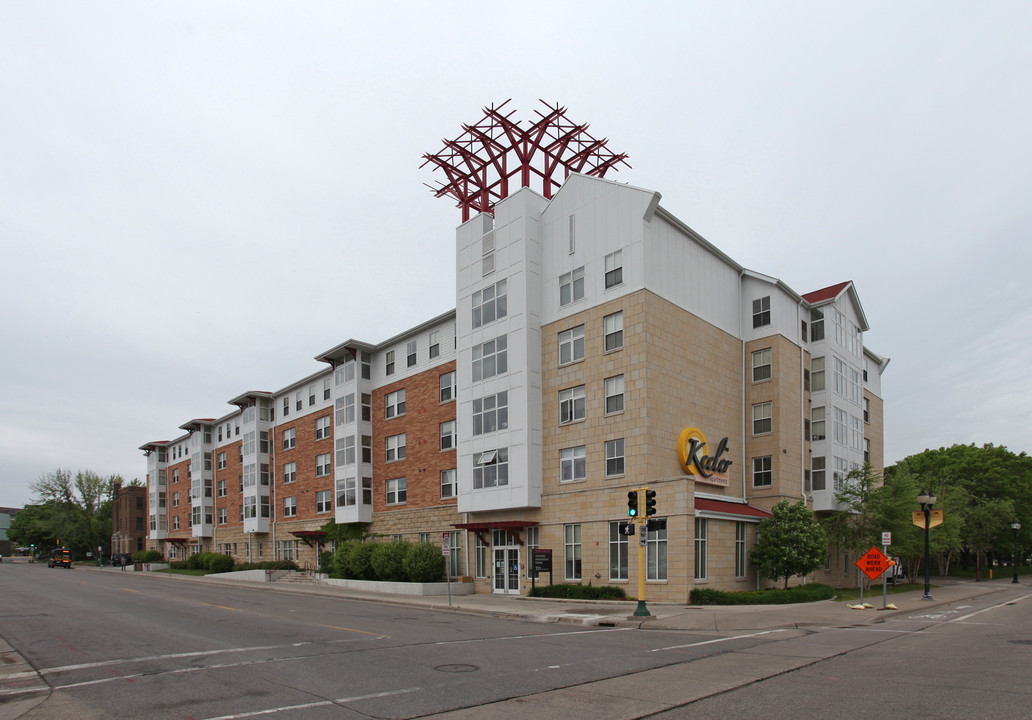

left=650, top=629, right=786, bottom=652
left=39, top=643, right=306, bottom=674
left=197, top=687, right=421, bottom=719
left=951, top=592, right=1032, bottom=622
left=432, top=626, right=630, bottom=647
left=320, top=624, right=388, bottom=637
left=203, top=603, right=238, bottom=611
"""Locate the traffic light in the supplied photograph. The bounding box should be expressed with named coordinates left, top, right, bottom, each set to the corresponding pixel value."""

left=627, top=490, right=639, bottom=517
left=645, top=489, right=657, bottom=517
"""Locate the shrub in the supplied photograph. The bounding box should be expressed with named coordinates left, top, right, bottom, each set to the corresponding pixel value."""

left=207, top=554, right=235, bottom=573
left=340, top=541, right=377, bottom=580
left=187, top=552, right=214, bottom=570
left=529, top=584, right=627, bottom=600
left=370, top=541, right=410, bottom=582
left=404, top=542, right=446, bottom=583
left=132, top=549, right=162, bottom=563
left=690, top=583, right=834, bottom=605
left=234, top=561, right=298, bottom=572
left=319, top=550, right=334, bottom=574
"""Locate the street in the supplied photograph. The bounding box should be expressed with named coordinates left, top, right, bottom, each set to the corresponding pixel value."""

left=1, top=561, right=1030, bottom=719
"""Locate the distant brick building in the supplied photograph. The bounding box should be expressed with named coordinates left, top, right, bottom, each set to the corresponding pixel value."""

left=110, top=481, right=147, bottom=557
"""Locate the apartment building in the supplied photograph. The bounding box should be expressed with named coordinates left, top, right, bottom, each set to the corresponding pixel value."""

left=141, top=172, right=887, bottom=601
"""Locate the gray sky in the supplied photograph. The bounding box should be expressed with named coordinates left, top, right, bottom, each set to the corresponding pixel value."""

left=2, top=2, right=1030, bottom=507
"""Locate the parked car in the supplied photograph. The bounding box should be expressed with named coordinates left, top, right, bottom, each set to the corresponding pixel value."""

left=48, top=548, right=72, bottom=569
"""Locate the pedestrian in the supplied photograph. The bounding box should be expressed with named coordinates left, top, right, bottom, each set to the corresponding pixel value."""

left=120, top=555, right=126, bottom=571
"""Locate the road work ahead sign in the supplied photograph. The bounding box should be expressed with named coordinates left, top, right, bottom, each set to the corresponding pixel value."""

left=856, top=546, right=895, bottom=580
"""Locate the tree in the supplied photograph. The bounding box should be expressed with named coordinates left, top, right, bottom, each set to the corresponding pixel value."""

left=22, top=469, right=119, bottom=559
left=750, top=500, right=828, bottom=589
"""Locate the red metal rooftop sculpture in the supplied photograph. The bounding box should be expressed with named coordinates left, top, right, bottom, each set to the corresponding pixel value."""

left=422, top=100, right=630, bottom=221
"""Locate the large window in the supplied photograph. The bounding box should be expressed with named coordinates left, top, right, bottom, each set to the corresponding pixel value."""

left=282, top=462, right=296, bottom=484
left=752, top=402, right=772, bottom=435
left=428, top=330, right=440, bottom=359
left=445, top=530, right=461, bottom=577
left=472, top=391, right=508, bottom=435
left=283, top=496, right=297, bottom=518
left=316, top=453, right=331, bottom=477
left=560, top=446, right=586, bottom=483
left=385, top=350, right=395, bottom=376
left=735, top=522, right=747, bottom=578
left=386, top=478, right=406, bottom=505
left=315, top=416, right=331, bottom=440
left=407, top=340, right=417, bottom=368
left=440, top=371, right=456, bottom=403
left=605, top=438, right=625, bottom=477
left=811, top=308, right=825, bottom=341
left=385, top=389, right=406, bottom=419
left=694, top=518, right=708, bottom=580
left=337, top=436, right=355, bottom=466
left=564, top=524, right=582, bottom=580
left=647, top=522, right=667, bottom=580
left=472, top=278, right=507, bottom=328
left=605, top=375, right=625, bottom=414
left=559, top=385, right=586, bottom=424
left=604, top=250, right=623, bottom=288
left=833, top=355, right=848, bottom=397
left=812, top=406, right=826, bottom=441
left=282, top=428, right=295, bottom=450
left=440, top=420, right=456, bottom=451
left=473, top=448, right=508, bottom=488
left=752, top=296, right=770, bottom=328
left=386, top=433, right=406, bottom=462
left=316, top=491, right=331, bottom=513
left=440, top=468, right=456, bottom=499
left=604, top=311, right=624, bottom=351
left=609, top=521, right=629, bottom=581
left=559, top=267, right=585, bottom=306
left=559, top=325, right=585, bottom=365
left=752, top=348, right=772, bottom=382
left=834, top=407, right=847, bottom=445
left=812, top=456, right=826, bottom=491
left=472, top=335, right=507, bottom=381
left=811, top=356, right=826, bottom=391
left=753, top=456, right=773, bottom=487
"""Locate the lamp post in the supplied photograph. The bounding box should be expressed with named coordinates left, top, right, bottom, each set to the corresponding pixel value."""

left=918, top=489, right=936, bottom=600
left=1012, top=521, right=1022, bottom=584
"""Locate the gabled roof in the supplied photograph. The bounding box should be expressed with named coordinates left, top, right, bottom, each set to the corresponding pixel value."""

left=802, top=280, right=852, bottom=304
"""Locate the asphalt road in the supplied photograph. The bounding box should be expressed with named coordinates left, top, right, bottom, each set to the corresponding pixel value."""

left=0, top=562, right=783, bottom=719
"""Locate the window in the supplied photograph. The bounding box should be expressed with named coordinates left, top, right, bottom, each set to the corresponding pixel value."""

left=282, top=397, right=290, bottom=417
left=559, top=266, right=585, bottom=306
left=473, top=448, right=508, bottom=488
left=833, top=355, right=848, bottom=397
left=605, top=438, right=625, bottom=477
left=604, top=311, right=623, bottom=351
left=753, top=456, right=773, bottom=487
left=473, top=391, right=508, bottom=435
left=752, top=296, right=770, bottom=328
left=362, top=435, right=371, bottom=463
left=482, top=231, right=495, bottom=276
left=475, top=534, right=488, bottom=578
left=172, top=492, right=179, bottom=507
left=560, top=446, right=586, bottom=483
left=283, top=496, right=297, bottom=518
left=752, top=402, right=772, bottom=435
left=812, top=407, right=826, bottom=441
left=323, top=378, right=331, bottom=401
left=752, top=348, right=772, bottom=382
left=440, top=421, right=456, bottom=451
left=386, top=389, right=406, bottom=419
left=445, top=530, right=462, bottom=576
left=864, top=397, right=871, bottom=423
left=385, top=350, right=395, bottom=376
left=337, top=436, right=355, bottom=466
left=283, top=462, right=296, bottom=484
left=429, top=330, right=440, bottom=359
left=361, top=352, right=371, bottom=380
left=605, top=375, right=625, bottom=414
left=217, top=452, right=226, bottom=470
left=406, top=340, right=417, bottom=368
left=812, top=456, right=826, bottom=490
left=558, top=325, right=585, bottom=365
left=604, top=250, right=623, bottom=288
left=316, top=490, right=331, bottom=513
left=559, top=385, right=586, bottom=424
left=864, top=438, right=871, bottom=464
left=735, top=522, right=747, bottom=578
left=337, top=393, right=355, bottom=425
left=850, top=414, right=863, bottom=451
left=609, top=521, right=629, bottom=581
left=647, top=522, right=668, bottom=580
left=362, top=394, right=371, bottom=421
left=526, top=527, right=540, bottom=580
left=440, top=371, right=456, bottom=403
left=834, top=407, right=847, bottom=445
left=834, top=456, right=849, bottom=491
left=440, top=468, right=456, bottom=499
left=386, top=478, right=406, bottom=505
left=564, top=524, right=582, bottom=580
left=811, top=308, right=825, bottom=341
left=217, top=479, right=226, bottom=497
left=850, top=368, right=863, bottom=405
left=386, top=434, right=406, bottom=462
left=308, top=384, right=316, bottom=406
left=315, top=416, right=331, bottom=440
left=811, top=356, right=825, bottom=391
left=472, top=278, right=507, bottom=328
left=282, top=428, right=295, bottom=450
left=316, top=453, right=331, bottom=477
left=801, top=319, right=808, bottom=343
left=472, top=335, right=507, bottom=381
left=694, top=518, right=708, bottom=580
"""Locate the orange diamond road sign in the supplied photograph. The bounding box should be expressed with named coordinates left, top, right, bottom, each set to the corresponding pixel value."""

left=912, top=509, right=945, bottom=529
left=856, top=546, right=894, bottom=580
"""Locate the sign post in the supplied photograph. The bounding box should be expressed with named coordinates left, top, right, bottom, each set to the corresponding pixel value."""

left=442, top=532, right=452, bottom=606
left=881, top=532, right=892, bottom=609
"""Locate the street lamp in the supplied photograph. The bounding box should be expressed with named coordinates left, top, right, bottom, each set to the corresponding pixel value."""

left=918, top=489, right=936, bottom=600
left=1012, top=521, right=1022, bottom=584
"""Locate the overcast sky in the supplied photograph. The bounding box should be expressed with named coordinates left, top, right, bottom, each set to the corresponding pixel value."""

left=2, top=2, right=1030, bottom=507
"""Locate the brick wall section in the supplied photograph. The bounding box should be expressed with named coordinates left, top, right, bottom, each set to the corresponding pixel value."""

left=215, top=439, right=243, bottom=534
left=275, top=409, right=334, bottom=522
left=166, top=457, right=192, bottom=544
left=373, top=360, right=457, bottom=513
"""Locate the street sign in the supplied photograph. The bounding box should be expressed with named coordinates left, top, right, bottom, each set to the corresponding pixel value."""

left=882, top=532, right=892, bottom=546
left=912, top=509, right=945, bottom=529
left=857, top=546, right=895, bottom=580
left=639, top=523, right=648, bottom=545
left=442, top=532, right=451, bottom=556
left=619, top=522, right=635, bottom=536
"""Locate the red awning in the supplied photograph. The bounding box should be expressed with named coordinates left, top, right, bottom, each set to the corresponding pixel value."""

left=695, top=498, right=771, bottom=518
left=452, top=521, right=538, bottom=547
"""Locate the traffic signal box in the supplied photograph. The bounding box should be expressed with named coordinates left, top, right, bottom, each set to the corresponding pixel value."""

left=644, top=489, right=657, bottom=517
left=627, top=490, right=639, bottom=517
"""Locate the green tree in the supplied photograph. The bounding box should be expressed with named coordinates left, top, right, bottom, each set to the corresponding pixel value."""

left=750, top=500, right=828, bottom=589
left=22, top=469, right=119, bottom=559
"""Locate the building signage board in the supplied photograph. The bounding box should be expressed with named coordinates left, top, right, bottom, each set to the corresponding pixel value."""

left=532, top=549, right=552, bottom=573
left=677, top=427, right=732, bottom=486
left=912, top=509, right=944, bottom=529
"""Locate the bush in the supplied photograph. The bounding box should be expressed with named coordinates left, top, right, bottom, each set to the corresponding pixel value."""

left=187, top=552, right=215, bottom=570
left=132, top=549, right=162, bottom=563
left=689, top=583, right=834, bottom=605
left=371, top=542, right=411, bottom=582
left=207, top=554, right=235, bottom=573
left=529, top=584, right=627, bottom=600
left=319, top=550, right=334, bottom=574
left=233, top=561, right=298, bottom=572
left=339, top=541, right=377, bottom=580
left=404, top=542, right=446, bottom=583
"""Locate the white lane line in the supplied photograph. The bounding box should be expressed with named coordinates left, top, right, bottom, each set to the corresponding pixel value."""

left=951, top=592, right=1032, bottom=623
left=39, top=642, right=309, bottom=674
left=650, top=629, right=786, bottom=652
left=198, top=687, right=421, bottom=719
left=432, top=626, right=632, bottom=646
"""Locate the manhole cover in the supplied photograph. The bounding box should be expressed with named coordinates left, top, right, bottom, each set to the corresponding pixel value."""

left=435, top=664, right=479, bottom=673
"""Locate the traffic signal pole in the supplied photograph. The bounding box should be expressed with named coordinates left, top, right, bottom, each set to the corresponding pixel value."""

left=631, top=487, right=652, bottom=618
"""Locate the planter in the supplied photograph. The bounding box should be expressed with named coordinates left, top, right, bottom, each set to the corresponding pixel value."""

left=323, top=578, right=475, bottom=596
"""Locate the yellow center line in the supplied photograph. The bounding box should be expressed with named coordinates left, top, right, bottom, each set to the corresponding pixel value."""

left=203, top=603, right=237, bottom=611
left=321, top=624, right=387, bottom=637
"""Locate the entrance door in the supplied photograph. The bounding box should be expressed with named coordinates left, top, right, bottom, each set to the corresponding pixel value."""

left=492, top=530, right=520, bottom=594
